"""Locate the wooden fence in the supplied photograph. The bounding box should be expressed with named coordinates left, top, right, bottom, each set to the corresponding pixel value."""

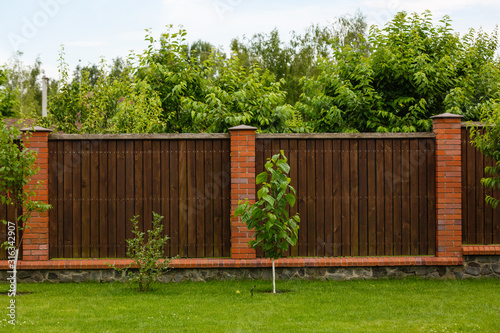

left=0, top=200, right=23, bottom=260
left=48, top=134, right=231, bottom=259
left=256, top=134, right=437, bottom=257
left=461, top=126, right=500, bottom=244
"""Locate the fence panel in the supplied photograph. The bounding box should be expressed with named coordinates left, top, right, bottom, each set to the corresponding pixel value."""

left=461, top=127, right=500, bottom=244
left=255, top=134, right=436, bottom=257
left=48, top=136, right=231, bottom=259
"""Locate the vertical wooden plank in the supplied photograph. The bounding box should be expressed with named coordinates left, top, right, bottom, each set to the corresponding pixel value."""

left=357, top=139, right=368, bottom=256
left=332, top=139, right=342, bottom=256
left=99, top=140, right=108, bottom=258
left=152, top=141, right=162, bottom=223
left=401, top=139, right=411, bottom=255
left=289, top=139, right=300, bottom=257
left=124, top=140, right=137, bottom=244
left=410, top=139, right=420, bottom=255
left=196, top=140, right=205, bottom=257
left=63, top=141, right=73, bottom=258
left=483, top=154, right=494, bottom=244
left=306, top=139, right=316, bottom=256
left=367, top=140, right=377, bottom=256
left=315, top=140, right=325, bottom=256
left=466, top=134, right=476, bottom=244
left=323, top=140, right=333, bottom=257
left=123, top=140, right=133, bottom=256
left=48, top=140, right=58, bottom=259
left=72, top=141, right=82, bottom=258
left=375, top=140, right=385, bottom=256
left=280, top=139, right=291, bottom=257
left=392, top=140, right=402, bottom=255
left=212, top=140, right=222, bottom=257
left=80, top=141, right=91, bottom=258
left=384, top=139, right=393, bottom=255
left=187, top=140, right=197, bottom=257
left=341, top=139, right=350, bottom=256
left=476, top=141, right=485, bottom=244
left=427, top=139, right=436, bottom=254
left=221, top=139, right=231, bottom=257
left=143, top=140, right=153, bottom=235
left=107, top=140, right=117, bottom=258
left=461, top=128, right=468, bottom=244
left=349, top=140, right=359, bottom=256
left=418, top=140, right=429, bottom=254
left=298, top=139, right=308, bottom=256
left=161, top=140, right=171, bottom=257
left=134, top=141, right=144, bottom=234
left=493, top=158, right=500, bottom=244
left=204, top=140, right=214, bottom=257
left=0, top=202, right=6, bottom=259
left=90, top=140, right=99, bottom=258
left=170, top=140, right=180, bottom=256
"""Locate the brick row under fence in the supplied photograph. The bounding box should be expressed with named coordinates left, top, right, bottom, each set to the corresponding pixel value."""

left=0, top=114, right=499, bottom=263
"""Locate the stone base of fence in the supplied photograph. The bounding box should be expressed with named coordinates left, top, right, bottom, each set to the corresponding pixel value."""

left=1, top=256, right=497, bottom=283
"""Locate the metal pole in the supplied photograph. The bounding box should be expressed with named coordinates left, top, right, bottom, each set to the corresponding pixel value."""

left=42, top=76, right=48, bottom=117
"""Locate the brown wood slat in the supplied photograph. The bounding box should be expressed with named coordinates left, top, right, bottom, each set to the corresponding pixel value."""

left=48, top=140, right=58, bottom=258
left=212, top=140, right=222, bottom=257
left=315, top=140, right=325, bottom=256
left=196, top=140, right=205, bottom=257
left=476, top=142, right=485, bottom=244
left=461, top=128, right=468, bottom=243
left=289, top=139, right=299, bottom=256
left=401, top=139, right=411, bottom=255
left=375, top=140, right=384, bottom=256
left=418, top=140, right=429, bottom=254
left=107, top=141, right=117, bottom=258
left=90, top=141, right=99, bottom=258
left=280, top=139, right=291, bottom=257
left=161, top=140, right=171, bottom=257
left=170, top=140, right=180, bottom=256
left=297, top=140, right=308, bottom=256
left=123, top=140, right=134, bottom=256
left=63, top=141, right=73, bottom=258
left=306, top=140, right=316, bottom=256
left=80, top=141, right=91, bottom=258
left=72, top=141, right=82, bottom=258
left=358, top=140, right=368, bottom=256
left=466, top=133, right=476, bottom=244
left=134, top=141, right=144, bottom=235
left=341, top=140, right=350, bottom=256
left=152, top=141, right=162, bottom=226
left=177, top=140, right=187, bottom=257
left=350, top=140, right=359, bottom=256
left=392, top=140, right=402, bottom=255
left=187, top=140, right=197, bottom=257
left=322, top=140, right=333, bottom=256
left=204, top=140, right=214, bottom=257
left=143, top=140, right=153, bottom=235
left=384, top=139, right=393, bottom=255
left=221, top=139, right=231, bottom=257
left=99, top=141, right=108, bottom=258
left=410, top=139, right=419, bottom=255
left=332, top=140, right=342, bottom=256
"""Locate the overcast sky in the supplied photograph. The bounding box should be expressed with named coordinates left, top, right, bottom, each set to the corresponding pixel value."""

left=1, top=0, right=499, bottom=79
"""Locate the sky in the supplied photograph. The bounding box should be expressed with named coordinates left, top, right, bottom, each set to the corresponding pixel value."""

left=1, top=0, right=499, bottom=79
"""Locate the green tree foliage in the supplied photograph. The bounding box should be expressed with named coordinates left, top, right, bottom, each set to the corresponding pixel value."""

left=0, top=67, right=18, bottom=118
left=235, top=151, right=300, bottom=293
left=298, top=11, right=500, bottom=133
left=44, top=47, right=164, bottom=134
left=470, top=106, right=500, bottom=208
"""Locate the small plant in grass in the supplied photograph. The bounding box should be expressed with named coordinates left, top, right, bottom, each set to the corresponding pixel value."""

left=108, top=212, right=176, bottom=292
left=235, top=150, right=300, bottom=294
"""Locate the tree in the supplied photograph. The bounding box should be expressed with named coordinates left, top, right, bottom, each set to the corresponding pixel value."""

left=470, top=105, right=500, bottom=208
left=0, top=67, right=18, bottom=118
left=298, top=11, right=500, bottom=133
left=0, top=121, right=51, bottom=295
left=235, top=151, right=300, bottom=293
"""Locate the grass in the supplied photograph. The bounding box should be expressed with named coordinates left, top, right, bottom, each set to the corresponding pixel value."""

left=1, top=278, right=499, bottom=332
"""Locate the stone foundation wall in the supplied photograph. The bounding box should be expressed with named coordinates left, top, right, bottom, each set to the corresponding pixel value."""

left=2, top=256, right=498, bottom=284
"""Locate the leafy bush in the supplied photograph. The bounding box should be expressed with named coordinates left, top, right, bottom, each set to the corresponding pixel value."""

left=109, top=212, right=176, bottom=292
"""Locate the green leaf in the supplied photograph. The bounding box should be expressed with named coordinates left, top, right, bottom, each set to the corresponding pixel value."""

left=256, top=172, right=267, bottom=184
left=285, top=193, right=296, bottom=207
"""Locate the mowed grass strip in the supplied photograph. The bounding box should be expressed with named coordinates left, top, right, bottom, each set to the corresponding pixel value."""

left=1, top=278, right=499, bottom=332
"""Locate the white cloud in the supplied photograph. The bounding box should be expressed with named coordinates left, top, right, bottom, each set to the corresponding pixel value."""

left=66, top=40, right=106, bottom=47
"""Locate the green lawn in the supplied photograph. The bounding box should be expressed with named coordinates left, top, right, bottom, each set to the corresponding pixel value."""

left=1, top=278, right=499, bottom=332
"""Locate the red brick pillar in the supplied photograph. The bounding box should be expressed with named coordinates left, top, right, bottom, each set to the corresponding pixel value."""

left=431, top=113, right=463, bottom=258
left=21, top=126, right=52, bottom=261
left=229, top=125, right=257, bottom=259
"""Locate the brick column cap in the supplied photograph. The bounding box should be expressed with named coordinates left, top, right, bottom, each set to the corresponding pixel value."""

left=21, top=126, right=53, bottom=132
left=228, top=125, right=257, bottom=131
left=430, top=113, right=464, bottom=119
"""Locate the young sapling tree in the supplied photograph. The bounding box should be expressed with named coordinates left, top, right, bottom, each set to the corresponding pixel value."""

left=235, top=150, right=300, bottom=293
